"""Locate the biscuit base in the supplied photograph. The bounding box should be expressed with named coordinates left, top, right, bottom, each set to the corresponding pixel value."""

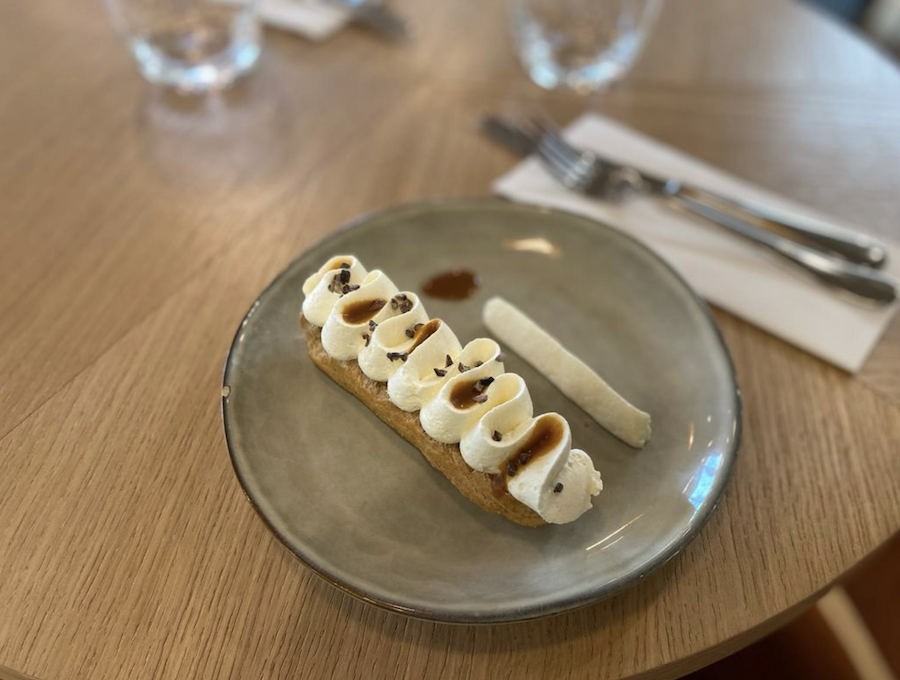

left=300, top=316, right=545, bottom=527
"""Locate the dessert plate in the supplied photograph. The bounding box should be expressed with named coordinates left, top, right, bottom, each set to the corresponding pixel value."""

left=222, top=199, right=741, bottom=623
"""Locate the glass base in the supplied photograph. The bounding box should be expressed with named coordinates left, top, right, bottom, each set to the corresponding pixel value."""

left=515, top=28, right=643, bottom=93
left=524, top=57, right=630, bottom=93
left=129, top=12, right=262, bottom=93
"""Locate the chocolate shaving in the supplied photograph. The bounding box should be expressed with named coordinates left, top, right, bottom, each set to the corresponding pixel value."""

left=458, top=362, right=470, bottom=373
left=339, top=269, right=350, bottom=284
left=341, top=284, right=351, bottom=294
left=475, top=376, right=495, bottom=391
left=339, top=262, right=350, bottom=269
left=387, top=352, right=403, bottom=362
left=405, top=329, right=415, bottom=338
left=346, top=284, right=360, bottom=292
left=475, top=361, right=483, bottom=367
left=553, top=482, right=564, bottom=493
left=518, top=450, right=532, bottom=465
left=368, top=320, right=378, bottom=331
left=391, top=294, right=413, bottom=313
left=363, top=333, right=370, bottom=346
left=400, top=353, right=408, bottom=362
left=472, top=394, right=488, bottom=403
left=414, top=323, right=424, bottom=331
left=492, top=430, right=502, bottom=442
left=506, top=461, right=518, bottom=477
left=434, top=368, right=447, bottom=377
left=445, top=355, right=453, bottom=367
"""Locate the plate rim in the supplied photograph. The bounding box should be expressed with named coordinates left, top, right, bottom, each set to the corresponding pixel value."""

left=221, top=197, right=743, bottom=624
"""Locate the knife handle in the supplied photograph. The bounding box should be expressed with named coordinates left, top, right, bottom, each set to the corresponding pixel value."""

left=676, top=184, right=888, bottom=268
left=671, top=190, right=898, bottom=304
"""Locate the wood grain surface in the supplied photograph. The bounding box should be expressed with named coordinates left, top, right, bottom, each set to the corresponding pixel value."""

left=1, top=1, right=899, bottom=679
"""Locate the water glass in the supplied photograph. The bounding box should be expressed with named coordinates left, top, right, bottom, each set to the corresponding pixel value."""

left=105, top=0, right=262, bottom=93
left=510, top=0, right=661, bottom=92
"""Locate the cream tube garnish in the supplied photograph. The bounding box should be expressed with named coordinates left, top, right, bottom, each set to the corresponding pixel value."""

left=302, top=258, right=603, bottom=524
left=482, top=296, right=651, bottom=449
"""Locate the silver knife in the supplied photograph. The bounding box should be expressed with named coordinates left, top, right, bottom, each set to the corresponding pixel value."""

left=482, top=115, right=898, bottom=304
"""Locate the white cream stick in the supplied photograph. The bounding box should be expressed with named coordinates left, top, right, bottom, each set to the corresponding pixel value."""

left=482, top=296, right=651, bottom=449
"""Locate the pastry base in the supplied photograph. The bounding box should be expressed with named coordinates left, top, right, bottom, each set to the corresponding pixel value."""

left=300, top=316, right=545, bottom=527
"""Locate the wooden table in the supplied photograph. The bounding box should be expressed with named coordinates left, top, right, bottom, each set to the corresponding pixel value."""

left=1, top=1, right=899, bottom=678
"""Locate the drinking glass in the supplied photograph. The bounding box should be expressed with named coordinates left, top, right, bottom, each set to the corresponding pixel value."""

left=105, top=0, right=262, bottom=93
left=510, top=0, right=661, bottom=92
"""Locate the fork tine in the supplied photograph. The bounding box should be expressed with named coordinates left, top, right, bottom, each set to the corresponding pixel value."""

left=517, top=114, right=598, bottom=191
left=543, top=133, right=584, bottom=172
left=537, top=152, right=571, bottom=187
left=535, top=136, right=586, bottom=189
left=537, top=134, right=578, bottom=173
left=526, top=120, right=580, bottom=170
left=550, top=132, right=588, bottom=168
left=526, top=115, right=643, bottom=200
left=530, top=117, right=583, bottom=162
left=541, top=132, right=598, bottom=188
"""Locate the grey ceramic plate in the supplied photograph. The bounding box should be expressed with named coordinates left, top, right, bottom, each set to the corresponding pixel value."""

left=222, top=198, right=741, bottom=624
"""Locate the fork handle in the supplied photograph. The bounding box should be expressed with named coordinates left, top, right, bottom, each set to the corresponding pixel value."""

left=671, top=191, right=898, bottom=304
left=669, top=183, right=888, bottom=268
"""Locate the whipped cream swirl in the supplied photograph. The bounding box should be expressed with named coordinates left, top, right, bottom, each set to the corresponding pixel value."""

left=301, top=255, right=602, bottom=524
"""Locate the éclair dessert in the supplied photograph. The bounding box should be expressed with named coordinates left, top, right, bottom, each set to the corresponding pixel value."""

left=300, top=255, right=603, bottom=526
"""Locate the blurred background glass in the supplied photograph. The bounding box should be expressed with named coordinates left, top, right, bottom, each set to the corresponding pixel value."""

left=510, top=0, right=661, bottom=92
left=105, top=0, right=262, bottom=93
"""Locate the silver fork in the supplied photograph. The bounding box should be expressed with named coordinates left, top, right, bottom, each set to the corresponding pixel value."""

left=527, top=120, right=898, bottom=304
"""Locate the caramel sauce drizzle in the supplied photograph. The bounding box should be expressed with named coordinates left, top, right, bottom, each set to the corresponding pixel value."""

left=490, top=417, right=564, bottom=497
left=342, top=299, right=387, bottom=325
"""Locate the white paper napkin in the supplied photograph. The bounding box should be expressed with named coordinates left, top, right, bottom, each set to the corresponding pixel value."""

left=493, top=114, right=900, bottom=373
left=258, top=0, right=348, bottom=41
